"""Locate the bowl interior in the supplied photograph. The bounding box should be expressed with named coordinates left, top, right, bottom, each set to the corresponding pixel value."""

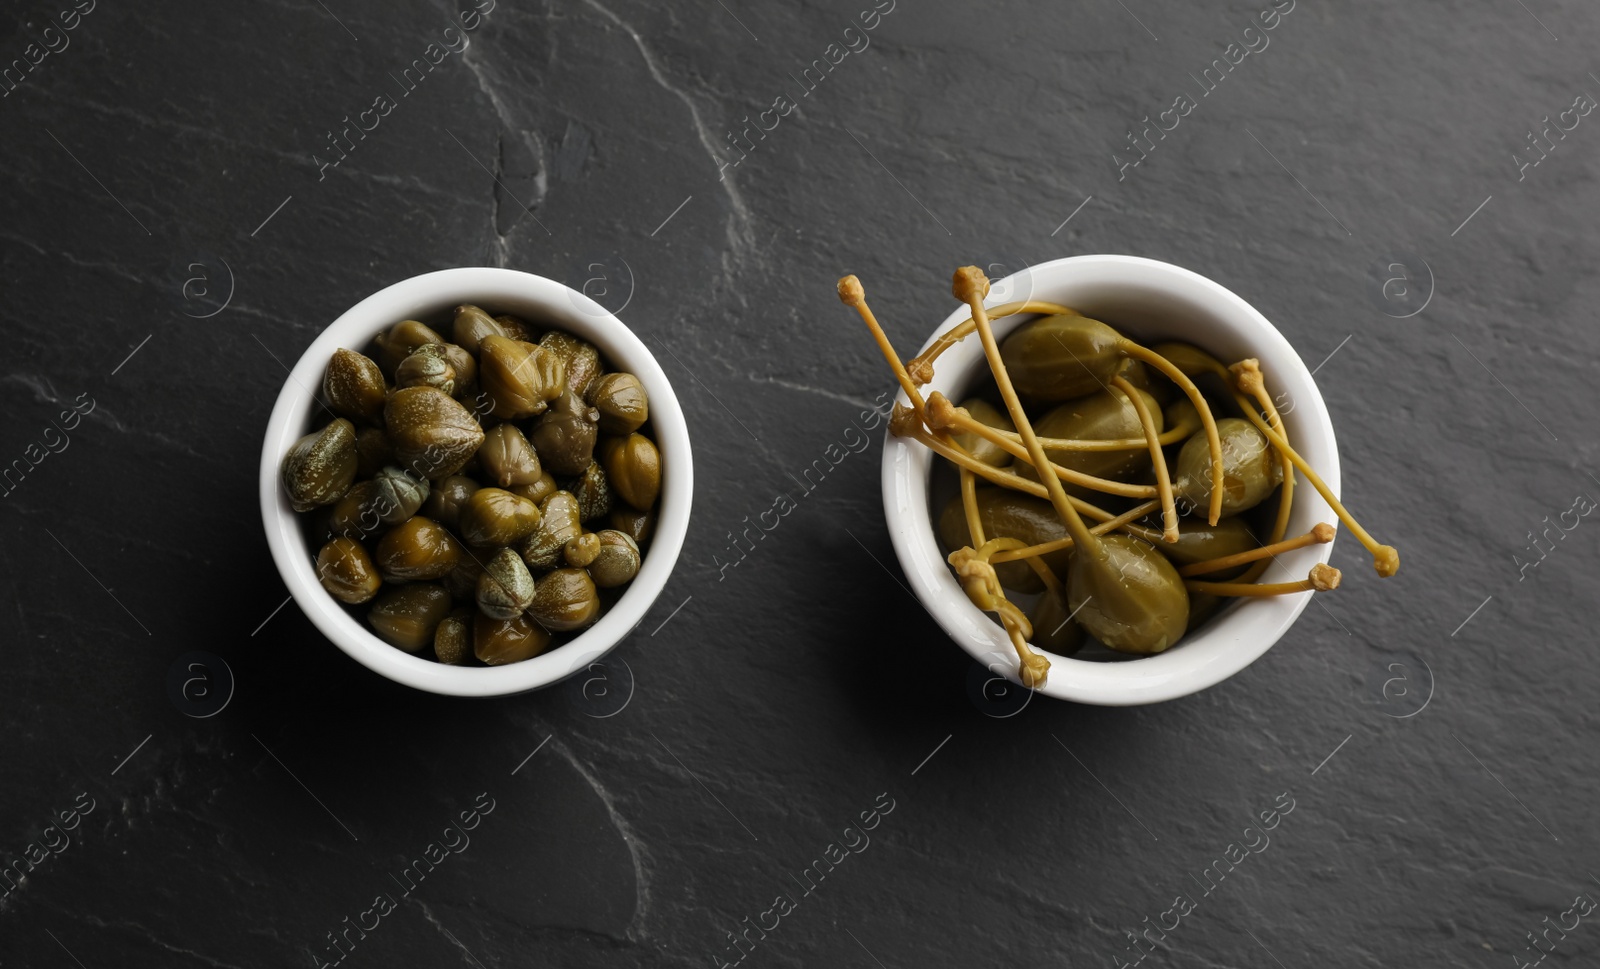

left=882, top=255, right=1339, bottom=705
left=260, top=268, right=691, bottom=697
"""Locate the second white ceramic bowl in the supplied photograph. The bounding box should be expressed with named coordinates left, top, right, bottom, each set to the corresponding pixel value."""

left=881, top=255, right=1339, bottom=706
left=260, top=268, right=693, bottom=697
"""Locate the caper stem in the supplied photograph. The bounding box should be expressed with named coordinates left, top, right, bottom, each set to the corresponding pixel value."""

left=954, top=267, right=1101, bottom=555
left=837, top=276, right=935, bottom=428
left=976, top=536, right=1063, bottom=595
left=1187, top=563, right=1342, bottom=596
left=903, top=424, right=1127, bottom=524
left=1110, top=375, right=1178, bottom=543
left=929, top=394, right=1157, bottom=499
left=1177, top=523, right=1337, bottom=577
left=1235, top=400, right=1400, bottom=577
left=1119, top=342, right=1226, bottom=526
left=940, top=397, right=1196, bottom=451
left=1233, top=359, right=1296, bottom=548
left=960, top=466, right=986, bottom=548
left=986, top=499, right=1161, bottom=564
left=1007, top=622, right=1051, bottom=689
left=906, top=300, right=1079, bottom=385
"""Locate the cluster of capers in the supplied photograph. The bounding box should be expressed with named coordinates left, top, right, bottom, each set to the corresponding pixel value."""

left=281, top=304, right=663, bottom=666
left=837, top=268, right=1398, bottom=688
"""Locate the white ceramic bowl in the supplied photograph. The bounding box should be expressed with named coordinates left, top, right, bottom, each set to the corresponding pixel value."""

left=260, top=268, right=693, bottom=696
left=881, top=255, right=1339, bottom=706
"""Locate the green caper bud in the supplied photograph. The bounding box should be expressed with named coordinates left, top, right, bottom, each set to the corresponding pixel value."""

left=458, top=487, right=543, bottom=547
left=479, top=423, right=543, bottom=488
left=369, top=465, right=430, bottom=524
left=938, top=489, right=1071, bottom=594
left=564, top=532, right=601, bottom=568
left=1138, top=516, right=1257, bottom=570
left=952, top=398, right=1013, bottom=467
left=395, top=344, right=457, bottom=396
left=1027, top=586, right=1084, bottom=656
left=1149, top=341, right=1224, bottom=379
left=443, top=545, right=489, bottom=599
left=479, top=335, right=565, bottom=420
left=384, top=386, right=486, bottom=479
left=493, top=314, right=535, bottom=342
left=538, top=330, right=602, bottom=399
left=530, top=389, right=600, bottom=476
left=355, top=427, right=394, bottom=478
left=1068, top=534, right=1188, bottom=655
left=373, top=319, right=448, bottom=378
left=439, top=343, right=476, bottom=393
left=473, top=611, right=550, bottom=665
left=599, top=432, right=661, bottom=511
left=420, top=474, right=478, bottom=531
left=323, top=349, right=387, bottom=425
left=587, top=372, right=649, bottom=436
left=329, top=481, right=378, bottom=539
left=1173, top=417, right=1282, bottom=518
left=282, top=417, right=357, bottom=512
left=434, top=607, right=473, bottom=665
left=477, top=547, right=536, bottom=619
left=519, top=491, right=582, bottom=570
left=375, top=515, right=462, bottom=581
left=510, top=470, right=559, bottom=505
left=367, top=584, right=453, bottom=653
left=999, top=314, right=1125, bottom=402
left=589, top=529, right=640, bottom=588
left=567, top=461, right=613, bottom=522
left=452, top=304, right=508, bottom=354
left=608, top=506, right=655, bottom=544
left=316, top=537, right=382, bottom=604
left=527, top=567, right=600, bottom=631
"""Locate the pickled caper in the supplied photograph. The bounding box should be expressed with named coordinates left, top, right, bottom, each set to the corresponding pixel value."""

left=395, top=343, right=456, bottom=395
left=1068, top=534, right=1189, bottom=655
left=587, top=372, right=649, bottom=435
left=531, top=389, right=600, bottom=476
left=384, top=386, right=485, bottom=479
left=1018, top=385, right=1163, bottom=492
left=608, top=506, right=655, bottom=544
left=458, top=487, right=542, bottom=547
left=323, top=349, right=387, bottom=426
left=479, top=335, right=565, bottom=420
left=1173, top=417, right=1282, bottom=518
left=283, top=418, right=357, bottom=513
left=589, top=529, right=641, bottom=588
left=369, top=465, right=429, bottom=524
left=452, top=304, right=507, bottom=354
left=952, top=398, right=1013, bottom=467
left=420, top=474, right=478, bottom=530
left=567, top=461, right=613, bottom=522
left=473, top=611, right=550, bottom=665
left=374, top=515, right=462, bottom=581
left=373, top=319, right=448, bottom=378
left=538, top=330, right=602, bottom=399
left=519, top=491, right=582, bottom=570
left=527, top=567, right=600, bottom=631
left=510, top=470, right=559, bottom=506
left=600, top=432, right=661, bottom=511
left=316, top=537, right=382, bottom=604
left=368, top=584, right=453, bottom=653
left=355, top=427, right=394, bottom=478
left=477, top=547, right=536, bottom=620
left=479, top=423, right=542, bottom=488
left=434, top=608, right=473, bottom=665
left=564, top=532, right=601, bottom=568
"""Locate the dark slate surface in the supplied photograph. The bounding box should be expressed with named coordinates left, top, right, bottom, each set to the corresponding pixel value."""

left=3, top=0, right=1599, bottom=966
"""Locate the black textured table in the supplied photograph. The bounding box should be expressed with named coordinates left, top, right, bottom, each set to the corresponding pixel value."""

left=5, top=0, right=1599, bottom=966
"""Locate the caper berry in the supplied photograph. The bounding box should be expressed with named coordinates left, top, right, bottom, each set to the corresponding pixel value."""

left=458, top=487, right=543, bottom=547
left=420, top=474, right=478, bottom=531
left=367, top=584, right=453, bottom=653
left=316, top=537, right=382, bottom=604
left=384, top=386, right=486, bottom=479
left=600, top=432, right=661, bottom=512
left=510, top=470, right=559, bottom=506
left=567, top=461, right=613, bottom=522
left=479, top=335, right=565, bottom=420
left=530, top=389, right=600, bottom=476
left=283, top=418, right=357, bottom=513
left=369, top=465, right=430, bottom=524
left=323, top=349, right=387, bottom=426
left=1173, top=417, right=1282, bottom=518
left=373, top=319, right=448, bottom=378
left=452, top=304, right=508, bottom=354
left=538, top=330, right=602, bottom=399
left=952, top=398, right=1013, bottom=467
left=519, top=491, right=582, bottom=570
left=395, top=344, right=457, bottom=396
left=564, top=532, right=601, bottom=568
left=608, top=506, right=655, bottom=544
left=374, top=515, right=462, bottom=582
left=587, top=372, right=649, bottom=435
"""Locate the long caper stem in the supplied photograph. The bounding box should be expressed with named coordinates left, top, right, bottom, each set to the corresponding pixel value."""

left=1007, top=623, right=1050, bottom=688
left=838, top=276, right=935, bottom=428
left=1120, top=342, right=1226, bottom=526
left=942, top=397, right=1196, bottom=451
left=1177, top=523, right=1337, bottom=577
left=955, top=267, right=1101, bottom=555
left=987, top=499, right=1161, bottom=564
left=928, top=394, right=1157, bottom=499
left=1187, top=563, right=1341, bottom=596
left=949, top=545, right=1047, bottom=686
left=1233, top=359, right=1296, bottom=546
left=976, top=536, right=1063, bottom=595
left=1234, top=399, right=1399, bottom=577
left=1110, top=374, right=1178, bottom=542
left=903, top=424, right=1125, bottom=524
left=960, top=466, right=986, bottom=548
left=906, top=300, right=1079, bottom=385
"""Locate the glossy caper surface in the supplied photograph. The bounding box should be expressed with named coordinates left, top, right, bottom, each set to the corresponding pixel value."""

left=601, top=433, right=661, bottom=511
left=999, top=314, right=1124, bottom=402
left=937, top=488, right=1072, bottom=593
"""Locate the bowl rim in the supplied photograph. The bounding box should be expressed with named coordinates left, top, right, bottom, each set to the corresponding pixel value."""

left=259, top=267, right=693, bottom=697
left=880, top=254, right=1340, bottom=706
